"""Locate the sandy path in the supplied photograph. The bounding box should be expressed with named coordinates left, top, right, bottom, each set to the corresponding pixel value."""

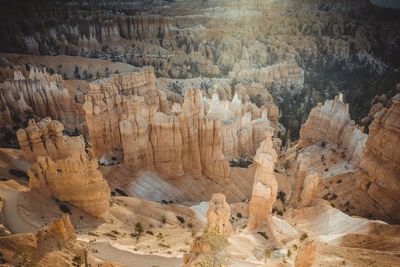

left=90, top=241, right=182, bottom=267
left=0, top=188, right=37, bottom=234
left=87, top=241, right=259, bottom=267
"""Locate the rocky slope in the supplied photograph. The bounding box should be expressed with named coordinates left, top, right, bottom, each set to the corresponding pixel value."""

left=1, top=0, right=399, bottom=138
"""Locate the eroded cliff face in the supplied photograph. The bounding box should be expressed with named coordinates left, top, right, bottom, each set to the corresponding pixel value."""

left=248, top=128, right=278, bottom=230
left=82, top=67, right=167, bottom=157
left=0, top=67, right=82, bottom=130
left=299, top=94, right=367, bottom=166
left=2, top=0, right=398, bottom=140
left=16, top=118, right=85, bottom=162
left=82, top=68, right=276, bottom=180
left=293, top=92, right=400, bottom=223
left=359, top=93, right=400, bottom=223
left=300, top=94, right=351, bottom=146
left=28, top=152, right=110, bottom=218
left=229, top=58, right=304, bottom=89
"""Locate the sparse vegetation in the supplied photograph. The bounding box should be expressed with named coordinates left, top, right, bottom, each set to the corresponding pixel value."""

left=72, top=255, right=83, bottom=267
left=229, top=159, right=252, bottom=168
left=156, top=233, right=164, bottom=239
left=277, top=191, right=286, bottom=203
left=264, top=248, right=271, bottom=262
left=300, top=233, right=308, bottom=242
left=135, top=222, right=144, bottom=236
left=88, top=232, right=99, bottom=237
left=198, top=226, right=231, bottom=267
left=9, top=169, right=28, bottom=179
left=176, top=216, right=185, bottom=224
left=59, top=203, right=72, bottom=215
left=158, top=243, right=170, bottom=248
left=115, top=188, right=128, bottom=196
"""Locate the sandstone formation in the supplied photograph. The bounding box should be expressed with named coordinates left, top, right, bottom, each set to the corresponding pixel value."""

left=248, top=128, right=278, bottom=230
left=28, top=153, right=110, bottom=218
left=300, top=169, right=320, bottom=207
left=299, top=94, right=367, bottom=166
left=229, top=58, right=304, bottom=89
left=206, top=193, right=232, bottom=234
left=294, top=240, right=317, bottom=267
left=16, top=118, right=85, bottom=162
left=0, top=196, right=11, bottom=236
left=292, top=153, right=311, bottom=207
left=82, top=67, right=165, bottom=158
left=83, top=69, right=274, bottom=180
left=359, top=93, right=400, bottom=223
left=300, top=94, right=351, bottom=146
left=37, top=214, right=76, bottom=242
left=0, top=67, right=81, bottom=129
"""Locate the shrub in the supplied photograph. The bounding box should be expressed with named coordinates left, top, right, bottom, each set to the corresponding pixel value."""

left=176, top=216, right=185, bottom=224
left=59, top=203, right=71, bottom=214
left=72, top=255, right=83, bottom=267
left=299, top=233, right=308, bottom=242
left=135, top=222, right=144, bottom=235
left=111, top=230, right=119, bottom=235
left=158, top=243, right=170, bottom=248
left=287, top=249, right=291, bottom=257
left=9, top=169, right=28, bottom=179
left=156, top=233, right=163, bottom=239
left=277, top=191, right=286, bottom=202
left=88, top=232, right=99, bottom=237
left=146, top=230, right=154, bottom=235
left=236, top=213, right=242, bottom=218
left=115, top=188, right=128, bottom=196
left=264, top=248, right=271, bottom=262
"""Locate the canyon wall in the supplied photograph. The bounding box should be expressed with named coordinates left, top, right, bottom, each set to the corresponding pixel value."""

left=83, top=69, right=276, bottom=180
left=0, top=67, right=82, bottom=130
left=359, top=93, right=400, bottom=223
left=229, top=58, right=304, bottom=89
left=299, top=94, right=367, bottom=166
left=298, top=93, right=400, bottom=223
left=28, top=152, right=110, bottom=218
left=16, top=118, right=85, bottom=162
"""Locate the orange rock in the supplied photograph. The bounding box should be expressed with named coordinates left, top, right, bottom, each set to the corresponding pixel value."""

left=28, top=153, right=110, bottom=218
left=17, top=118, right=85, bottom=162
left=360, top=93, right=400, bottom=223
left=294, top=240, right=316, bottom=267
left=248, top=128, right=278, bottom=230
left=206, top=193, right=233, bottom=234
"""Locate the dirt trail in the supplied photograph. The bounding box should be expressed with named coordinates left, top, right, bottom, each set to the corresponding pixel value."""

left=0, top=188, right=37, bottom=233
